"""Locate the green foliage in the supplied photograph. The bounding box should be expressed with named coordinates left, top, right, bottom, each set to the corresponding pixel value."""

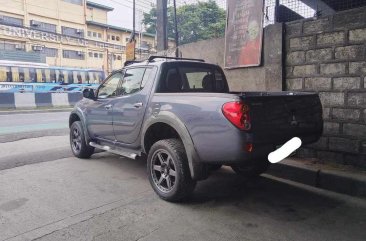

left=142, top=0, right=226, bottom=45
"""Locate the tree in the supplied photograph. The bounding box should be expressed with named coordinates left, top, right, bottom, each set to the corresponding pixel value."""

left=142, top=0, right=226, bottom=45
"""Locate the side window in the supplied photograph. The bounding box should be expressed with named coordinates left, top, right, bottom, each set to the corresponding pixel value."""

left=98, top=72, right=123, bottom=98
left=141, top=68, right=155, bottom=88
left=120, top=68, right=145, bottom=95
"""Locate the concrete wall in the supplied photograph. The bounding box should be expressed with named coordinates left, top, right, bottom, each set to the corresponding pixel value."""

left=285, top=7, right=366, bottom=167
left=169, top=7, right=366, bottom=168
left=177, top=23, right=284, bottom=92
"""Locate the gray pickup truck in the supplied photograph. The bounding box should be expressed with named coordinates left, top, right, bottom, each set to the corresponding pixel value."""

left=69, top=56, right=323, bottom=202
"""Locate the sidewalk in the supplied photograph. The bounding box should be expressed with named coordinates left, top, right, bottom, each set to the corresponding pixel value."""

left=268, top=158, right=366, bottom=198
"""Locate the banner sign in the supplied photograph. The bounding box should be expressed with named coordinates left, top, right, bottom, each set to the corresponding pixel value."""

left=0, top=24, right=125, bottom=51
left=126, top=41, right=135, bottom=61
left=224, top=0, right=264, bottom=69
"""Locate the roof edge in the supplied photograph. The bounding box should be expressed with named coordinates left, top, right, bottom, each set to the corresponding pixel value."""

left=86, top=1, right=114, bottom=11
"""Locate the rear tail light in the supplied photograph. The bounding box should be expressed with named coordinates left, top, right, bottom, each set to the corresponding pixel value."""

left=222, top=101, right=251, bottom=130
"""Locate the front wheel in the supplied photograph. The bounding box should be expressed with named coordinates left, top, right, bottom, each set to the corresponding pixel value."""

left=147, top=139, right=196, bottom=202
left=70, top=121, right=94, bottom=159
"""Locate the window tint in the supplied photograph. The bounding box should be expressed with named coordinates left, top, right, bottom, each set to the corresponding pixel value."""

left=160, top=66, right=228, bottom=93
left=98, top=72, right=123, bottom=98
left=121, top=68, right=145, bottom=95
left=141, top=68, right=155, bottom=88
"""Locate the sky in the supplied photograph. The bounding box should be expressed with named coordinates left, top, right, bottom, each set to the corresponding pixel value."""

left=91, top=0, right=156, bottom=30
left=90, top=0, right=226, bottom=30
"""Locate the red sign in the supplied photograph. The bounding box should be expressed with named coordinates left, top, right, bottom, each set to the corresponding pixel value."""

left=225, top=0, right=264, bottom=69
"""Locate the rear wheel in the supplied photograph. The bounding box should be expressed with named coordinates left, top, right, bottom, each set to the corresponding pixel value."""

left=231, top=160, right=270, bottom=178
left=70, top=121, right=94, bottom=159
left=147, top=139, right=196, bottom=202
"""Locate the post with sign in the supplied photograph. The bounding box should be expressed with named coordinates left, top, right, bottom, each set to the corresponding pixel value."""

left=224, top=0, right=264, bottom=69
left=126, top=41, right=136, bottom=61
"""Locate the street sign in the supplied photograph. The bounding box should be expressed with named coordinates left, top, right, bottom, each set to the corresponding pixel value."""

left=126, top=41, right=135, bottom=61
left=224, top=0, right=264, bottom=69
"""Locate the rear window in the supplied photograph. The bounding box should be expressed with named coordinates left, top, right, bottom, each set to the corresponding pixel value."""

left=159, top=66, right=228, bottom=93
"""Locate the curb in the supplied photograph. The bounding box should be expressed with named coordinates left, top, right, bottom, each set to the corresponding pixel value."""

left=0, top=92, right=82, bottom=109
left=0, top=108, right=73, bottom=115
left=267, top=159, right=366, bottom=198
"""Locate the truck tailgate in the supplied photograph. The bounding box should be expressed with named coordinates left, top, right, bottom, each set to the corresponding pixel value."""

left=238, top=91, right=323, bottom=145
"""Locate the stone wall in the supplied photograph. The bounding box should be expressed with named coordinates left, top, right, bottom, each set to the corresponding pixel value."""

left=285, top=7, right=366, bottom=167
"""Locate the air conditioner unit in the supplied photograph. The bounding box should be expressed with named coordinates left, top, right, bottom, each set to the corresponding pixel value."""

left=15, top=44, right=24, bottom=50
left=76, top=29, right=84, bottom=34
left=77, top=51, right=84, bottom=56
left=32, top=45, right=43, bottom=51
left=30, top=20, right=40, bottom=26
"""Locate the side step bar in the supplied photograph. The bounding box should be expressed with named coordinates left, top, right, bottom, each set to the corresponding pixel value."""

left=89, top=142, right=138, bottom=159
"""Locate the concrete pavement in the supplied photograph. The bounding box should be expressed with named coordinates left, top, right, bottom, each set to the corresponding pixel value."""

left=0, top=111, right=69, bottom=135
left=0, top=135, right=365, bottom=241
left=0, top=136, right=72, bottom=170
left=0, top=111, right=69, bottom=143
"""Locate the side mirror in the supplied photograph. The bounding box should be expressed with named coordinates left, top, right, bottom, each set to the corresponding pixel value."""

left=83, top=88, right=96, bottom=100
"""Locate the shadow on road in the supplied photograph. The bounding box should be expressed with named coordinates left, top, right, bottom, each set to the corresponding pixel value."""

left=92, top=152, right=345, bottom=224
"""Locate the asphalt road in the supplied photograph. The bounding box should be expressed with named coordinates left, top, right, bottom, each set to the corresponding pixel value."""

left=0, top=111, right=70, bottom=142
left=0, top=135, right=366, bottom=241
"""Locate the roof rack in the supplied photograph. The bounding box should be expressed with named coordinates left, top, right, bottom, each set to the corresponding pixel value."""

left=124, top=60, right=144, bottom=66
left=148, top=56, right=205, bottom=62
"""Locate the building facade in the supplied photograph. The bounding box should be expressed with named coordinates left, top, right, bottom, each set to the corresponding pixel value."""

left=0, top=0, right=174, bottom=73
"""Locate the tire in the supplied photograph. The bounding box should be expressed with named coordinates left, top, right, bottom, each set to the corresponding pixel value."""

left=147, top=139, right=196, bottom=202
left=231, top=160, right=270, bottom=178
left=70, top=121, right=94, bottom=159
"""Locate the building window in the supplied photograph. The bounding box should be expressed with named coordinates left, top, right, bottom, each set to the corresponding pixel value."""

left=94, top=53, right=98, bottom=58
left=116, top=36, right=120, bottom=41
left=111, top=35, right=115, bottom=41
left=63, top=50, right=84, bottom=60
left=62, top=26, right=84, bottom=38
left=117, top=55, right=122, bottom=60
left=99, top=53, right=103, bottom=58
left=88, top=52, right=93, bottom=57
left=87, top=31, right=91, bottom=37
left=30, top=20, right=56, bottom=33
left=92, top=32, right=97, bottom=37
left=41, top=47, right=58, bottom=57
left=62, top=0, right=83, bottom=5
left=98, top=33, right=102, bottom=39
left=0, top=42, right=17, bottom=51
left=0, top=15, right=23, bottom=27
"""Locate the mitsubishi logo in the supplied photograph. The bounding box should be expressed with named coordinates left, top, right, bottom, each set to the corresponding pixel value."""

left=290, top=111, right=298, bottom=126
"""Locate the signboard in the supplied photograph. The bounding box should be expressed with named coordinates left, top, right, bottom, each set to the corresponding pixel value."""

left=126, top=41, right=135, bottom=61
left=224, top=0, right=264, bottom=69
left=0, top=24, right=125, bottom=51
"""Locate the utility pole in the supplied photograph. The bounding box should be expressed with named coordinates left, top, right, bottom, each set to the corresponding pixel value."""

left=133, top=0, right=136, bottom=59
left=156, top=0, right=168, bottom=51
left=173, top=0, right=179, bottom=57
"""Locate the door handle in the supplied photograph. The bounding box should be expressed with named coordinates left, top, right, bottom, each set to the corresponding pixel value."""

left=104, top=104, right=112, bottom=110
left=133, top=102, right=143, bottom=108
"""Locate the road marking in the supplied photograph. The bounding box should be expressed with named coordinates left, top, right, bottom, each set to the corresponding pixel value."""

left=268, top=137, right=302, bottom=164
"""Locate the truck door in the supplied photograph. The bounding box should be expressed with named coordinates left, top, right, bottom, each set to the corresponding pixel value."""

left=112, top=67, right=155, bottom=144
left=85, top=71, right=123, bottom=141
